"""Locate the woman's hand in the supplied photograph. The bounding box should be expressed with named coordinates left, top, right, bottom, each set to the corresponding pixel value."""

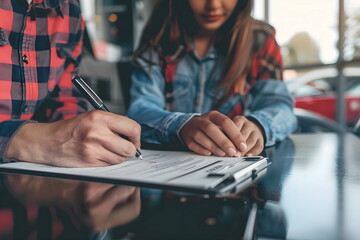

left=180, top=111, right=247, bottom=157
left=232, top=116, right=265, bottom=156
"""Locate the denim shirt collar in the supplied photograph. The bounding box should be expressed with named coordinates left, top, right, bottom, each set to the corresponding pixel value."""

left=189, top=40, right=218, bottom=63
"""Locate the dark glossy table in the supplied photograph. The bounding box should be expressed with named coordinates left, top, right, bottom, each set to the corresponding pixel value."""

left=0, top=133, right=359, bottom=240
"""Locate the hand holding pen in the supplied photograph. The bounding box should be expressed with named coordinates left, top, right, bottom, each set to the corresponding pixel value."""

left=4, top=75, right=141, bottom=167
left=72, top=75, right=143, bottom=160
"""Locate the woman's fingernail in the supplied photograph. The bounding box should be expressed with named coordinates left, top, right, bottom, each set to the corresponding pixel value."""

left=215, top=148, right=226, bottom=156
left=226, top=148, right=237, bottom=157
left=203, top=150, right=211, bottom=156
left=239, top=142, right=247, bottom=152
left=247, top=153, right=253, bottom=157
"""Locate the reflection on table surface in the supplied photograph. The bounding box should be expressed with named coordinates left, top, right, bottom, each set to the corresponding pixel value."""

left=0, top=133, right=359, bottom=240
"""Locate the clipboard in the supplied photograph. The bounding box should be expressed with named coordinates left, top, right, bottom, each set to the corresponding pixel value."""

left=0, top=149, right=269, bottom=195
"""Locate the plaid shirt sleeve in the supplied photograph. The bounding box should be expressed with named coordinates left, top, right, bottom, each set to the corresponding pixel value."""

left=249, top=21, right=284, bottom=85
left=0, top=0, right=87, bottom=161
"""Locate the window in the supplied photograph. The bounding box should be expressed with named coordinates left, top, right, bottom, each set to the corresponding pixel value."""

left=254, top=0, right=360, bottom=128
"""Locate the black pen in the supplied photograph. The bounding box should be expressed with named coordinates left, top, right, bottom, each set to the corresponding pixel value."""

left=72, top=75, right=143, bottom=160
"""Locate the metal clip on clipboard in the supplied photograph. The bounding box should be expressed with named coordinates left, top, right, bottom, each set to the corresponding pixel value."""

left=208, top=156, right=270, bottom=194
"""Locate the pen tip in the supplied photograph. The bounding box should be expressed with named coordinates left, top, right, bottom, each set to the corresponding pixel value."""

left=136, top=148, right=143, bottom=160
left=135, top=151, right=144, bottom=160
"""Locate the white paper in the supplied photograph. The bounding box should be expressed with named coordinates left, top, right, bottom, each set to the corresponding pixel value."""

left=0, top=149, right=267, bottom=192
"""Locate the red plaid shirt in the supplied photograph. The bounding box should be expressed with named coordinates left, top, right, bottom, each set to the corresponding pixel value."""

left=0, top=0, right=87, bottom=161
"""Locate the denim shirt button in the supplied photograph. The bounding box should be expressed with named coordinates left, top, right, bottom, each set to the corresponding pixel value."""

left=208, top=53, right=216, bottom=59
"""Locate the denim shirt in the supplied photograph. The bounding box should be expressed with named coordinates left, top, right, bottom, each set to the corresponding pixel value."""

left=127, top=47, right=297, bottom=147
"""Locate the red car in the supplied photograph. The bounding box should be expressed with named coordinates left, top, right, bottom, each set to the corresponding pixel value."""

left=286, top=68, right=360, bottom=127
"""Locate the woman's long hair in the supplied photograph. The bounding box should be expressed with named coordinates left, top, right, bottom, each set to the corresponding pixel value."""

left=132, top=0, right=254, bottom=95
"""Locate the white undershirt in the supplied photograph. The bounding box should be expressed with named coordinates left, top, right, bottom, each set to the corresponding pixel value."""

left=27, top=0, right=32, bottom=4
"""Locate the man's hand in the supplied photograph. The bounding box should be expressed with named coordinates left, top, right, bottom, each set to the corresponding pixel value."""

left=5, top=110, right=141, bottom=167
left=6, top=175, right=141, bottom=232
left=232, top=116, right=264, bottom=156
left=75, top=183, right=140, bottom=232
left=180, top=111, right=247, bottom=157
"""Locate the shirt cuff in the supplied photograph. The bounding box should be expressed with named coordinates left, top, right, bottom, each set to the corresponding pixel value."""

left=176, top=113, right=201, bottom=146
left=0, top=120, right=36, bottom=162
left=160, top=112, right=199, bottom=143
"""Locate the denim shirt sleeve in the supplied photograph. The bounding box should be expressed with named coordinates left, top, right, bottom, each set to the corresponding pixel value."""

left=245, top=79, right=298, bottom=147
left=127, top=64, right=197, bottom=144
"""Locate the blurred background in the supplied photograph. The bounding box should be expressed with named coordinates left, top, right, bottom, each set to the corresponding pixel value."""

left=78, top=0, right=360, bottom=132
